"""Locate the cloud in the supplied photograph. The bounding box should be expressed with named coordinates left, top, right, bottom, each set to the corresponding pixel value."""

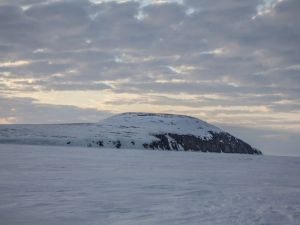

left=0, top=0, right=299, bottom=103
left=0, top=96, right=111, bottom=123
left=0, top=60, right=31, bottom=67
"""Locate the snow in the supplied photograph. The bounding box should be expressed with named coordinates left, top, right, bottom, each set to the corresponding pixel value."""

left=0, top=113, right=223, bottom=150
left=0, top=144, right=299, bottom=225
left=100, top=112, right=222, bottom=139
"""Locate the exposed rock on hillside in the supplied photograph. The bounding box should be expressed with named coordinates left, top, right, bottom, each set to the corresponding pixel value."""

left=0, top=112, right=262, bottom=155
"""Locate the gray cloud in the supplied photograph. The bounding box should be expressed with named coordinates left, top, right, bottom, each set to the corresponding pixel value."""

left=0, top=96, right=111, bottom=123
left=0, top=0, right=299, bottom=99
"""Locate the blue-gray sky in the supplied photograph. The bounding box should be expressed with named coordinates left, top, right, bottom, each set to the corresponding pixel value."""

left=0, top=0, right=299, bottom=156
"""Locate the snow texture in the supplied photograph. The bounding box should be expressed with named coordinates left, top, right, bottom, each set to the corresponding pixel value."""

left=0, top=144, right=299, bottom=225
left=0, top=112, right=222, bottom=149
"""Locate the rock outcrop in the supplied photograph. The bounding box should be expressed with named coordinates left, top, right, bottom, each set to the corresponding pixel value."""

left=143, top=132, right=261, bottom=154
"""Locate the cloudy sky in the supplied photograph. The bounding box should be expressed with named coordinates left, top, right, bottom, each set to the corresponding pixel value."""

left=0, top=0, right=299, bottom=156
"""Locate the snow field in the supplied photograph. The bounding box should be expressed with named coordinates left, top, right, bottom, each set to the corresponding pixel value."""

left=0, top=144, right=299, bottom=225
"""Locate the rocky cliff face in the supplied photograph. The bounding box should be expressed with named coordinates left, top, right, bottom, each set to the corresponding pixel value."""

left=143, top=132, right=262, bottom=154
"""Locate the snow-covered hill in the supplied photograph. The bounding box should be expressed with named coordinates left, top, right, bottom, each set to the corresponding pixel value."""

left=0, top=112, right=262, bottom=154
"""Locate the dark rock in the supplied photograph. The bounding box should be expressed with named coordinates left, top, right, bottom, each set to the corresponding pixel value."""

left=96, top=141, right=103, bottom=147
left=143, top=143, right=149, bottom=148
left=145, top=132, right=262, bottom=155
left=115, top=140, right=121, bottom=149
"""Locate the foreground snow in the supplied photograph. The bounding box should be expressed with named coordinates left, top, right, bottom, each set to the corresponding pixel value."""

left=0, top=144, right=299, bottom=225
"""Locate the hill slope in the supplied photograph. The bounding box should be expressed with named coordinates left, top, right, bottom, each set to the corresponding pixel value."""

left=0, top=112, right=262, bottom=154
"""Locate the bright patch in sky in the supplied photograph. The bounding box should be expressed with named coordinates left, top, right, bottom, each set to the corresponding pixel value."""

left=0, top=60, right=31, bottom=67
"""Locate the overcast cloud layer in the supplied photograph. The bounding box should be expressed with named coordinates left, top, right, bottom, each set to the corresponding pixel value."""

left=0, top=0, right=299, bottom=155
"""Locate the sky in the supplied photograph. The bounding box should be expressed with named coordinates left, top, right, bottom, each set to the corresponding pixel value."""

left=0, top=0, right=299, bottom=156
